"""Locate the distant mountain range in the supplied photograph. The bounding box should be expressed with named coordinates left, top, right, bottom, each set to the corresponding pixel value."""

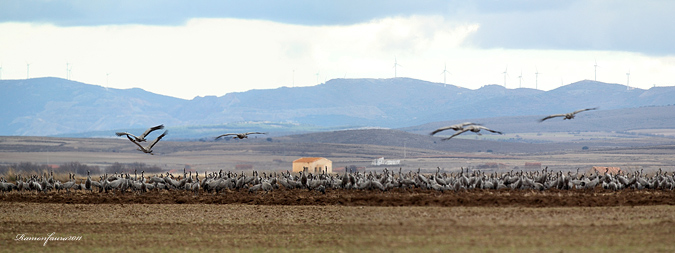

left=1, top=77, right=675, bottom=137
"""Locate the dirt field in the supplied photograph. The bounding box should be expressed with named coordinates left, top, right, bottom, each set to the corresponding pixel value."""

left=2, top=188, right=675, bottom=207
left=2, top=189, right=675, bottom=252
left=2, top=136, right=675, bottom=251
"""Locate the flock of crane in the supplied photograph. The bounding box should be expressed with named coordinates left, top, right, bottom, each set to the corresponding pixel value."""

left=2, top=166, right=674, bottom=195
left=429, top=107, right=598, bottom=140
left=5, top=106, right=668, bottom=195
left=115, top=125, right=265, bottom=155
left=112, top=108, right=599, bottom=154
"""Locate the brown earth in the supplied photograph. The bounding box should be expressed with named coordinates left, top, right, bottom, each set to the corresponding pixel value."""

left=3, top=189, right=675, bottom=251
left=2, top=202, right=674, bottom=252
left=2, top=188, right=674, bottom=207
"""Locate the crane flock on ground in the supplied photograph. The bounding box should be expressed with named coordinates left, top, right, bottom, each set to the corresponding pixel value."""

left=1, top=167, right=674, bottom=195
left=3, top=107, right=672, bottom=195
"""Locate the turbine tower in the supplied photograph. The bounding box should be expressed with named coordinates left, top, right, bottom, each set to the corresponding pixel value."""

left=517, top=70, right=524, bottom=88
left=626, top=70, right=631, bottom=90
left=594, top=60, right=599, bottom=81
left=315, top=71, right=320, bottom=84
left=26, top=62, right=30, bottom=79
left=502, top=66, right=509, bottom=88
left=440, top=63, right=450, bottom=87
left=66, top=62, right=70, bottom=80
left=393, top=57, right=402, bottom=78
left=67, top=64, right=73, bottom=80
left=534, top=67, right=540, bottom=90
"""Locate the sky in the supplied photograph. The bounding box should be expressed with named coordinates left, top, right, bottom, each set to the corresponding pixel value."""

left=1, top=0, right=674, bottom=100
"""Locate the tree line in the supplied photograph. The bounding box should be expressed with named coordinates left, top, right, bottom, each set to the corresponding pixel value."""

left=0, top=162, right=163, bottom=176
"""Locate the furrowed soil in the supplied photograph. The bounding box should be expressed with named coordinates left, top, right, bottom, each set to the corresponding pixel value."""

left=1, top=188, right=675, bottom=207
left=2, top=189, right=675, bottom=252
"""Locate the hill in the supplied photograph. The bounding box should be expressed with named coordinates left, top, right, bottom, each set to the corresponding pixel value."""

left=2, top=77, right=675, bottom=137
left=274, top=128, right=581, bottom=154
left=0, top=77, right=186, bottom=136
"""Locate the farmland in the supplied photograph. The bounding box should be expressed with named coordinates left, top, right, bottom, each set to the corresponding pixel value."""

left=2, top=134, right=675, bottom=251
left=2, top=198, right=674, bottom=252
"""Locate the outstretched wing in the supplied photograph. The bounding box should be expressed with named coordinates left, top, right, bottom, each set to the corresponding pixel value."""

left=572, top=107, right=598, bottom=115
left=482, top=127, right=503, bottom=135
left=539, top=114, right=565, bottom=122
left=147, top=130, right=168, bottom=150
left=431, top=122, right=480, bottom=135
left=215, top=133, right=237, bottom=140
left=244, top=132, right=266, bottom=135
left=442, top=128, right=470, bottom=141
left=116, top=132, right=138, bottom=139
left=140, top=124, right=165, bottom=139
left=126, top=135, right=145, bottom=151
left=456, top=122, right=480, bottom=128
left=430, top=126, right=457, bottom=136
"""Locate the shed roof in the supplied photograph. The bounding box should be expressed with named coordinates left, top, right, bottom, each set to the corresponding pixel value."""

left=293, top=157, right=328, bottom=163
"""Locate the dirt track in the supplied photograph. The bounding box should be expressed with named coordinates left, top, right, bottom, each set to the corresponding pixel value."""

left=2, top=188, right=674, bottom=207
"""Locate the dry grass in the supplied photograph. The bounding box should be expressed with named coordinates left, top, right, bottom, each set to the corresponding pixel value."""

left=2, top=203, right=674, bottom=252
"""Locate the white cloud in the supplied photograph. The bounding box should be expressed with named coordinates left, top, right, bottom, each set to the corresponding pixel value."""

left=1, top=15, right=674, bottom=99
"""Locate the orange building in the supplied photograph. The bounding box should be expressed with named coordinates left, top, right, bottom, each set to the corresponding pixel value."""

left=292, top=157, right=332, bottom=174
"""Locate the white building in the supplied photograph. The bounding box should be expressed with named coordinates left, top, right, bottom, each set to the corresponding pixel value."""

left=372, top=157, right=400, bottom=166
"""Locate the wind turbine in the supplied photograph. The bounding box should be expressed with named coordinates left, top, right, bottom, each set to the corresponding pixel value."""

left=626, top=69, right=631, bottom=90
left=67, top=63, right=73, bottom=80
left=502, top=66, right=509, bottom=88
left=315, top=71, right=320, bottom=84
left=66, top=62, right=70, bottom=80
left=26, top=62, right=31, bottom=79
left=440, top=63, right=450, bottom=87
left=594, top=60, right=599, bottom=81
left=534, top=66, right=540, bottom=90
left=517, top=70, right=525, bottom=88
left=393, top=57, right=402, bottom=78
left=0, top=63, right=3, bottom=80
left=106, top=72, right=111, bottom=88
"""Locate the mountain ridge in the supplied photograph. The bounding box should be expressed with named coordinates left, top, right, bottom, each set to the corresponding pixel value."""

left=2, top=77, right=674, bottom=137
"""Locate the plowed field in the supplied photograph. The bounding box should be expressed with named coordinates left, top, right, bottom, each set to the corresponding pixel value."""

left=1, top=188, right=675, bottom=206
left=2, top=189, right=675, bottom=252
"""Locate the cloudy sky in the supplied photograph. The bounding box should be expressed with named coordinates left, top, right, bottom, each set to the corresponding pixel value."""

left=1, top=0, right=674, bottom=99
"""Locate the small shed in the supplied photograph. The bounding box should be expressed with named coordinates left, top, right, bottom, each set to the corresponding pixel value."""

left=292, top=157, right=332, bottom=174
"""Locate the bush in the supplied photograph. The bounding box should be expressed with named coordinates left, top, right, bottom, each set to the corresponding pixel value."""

left=57, top=162, right=100, bottom=176
left=103, top=162, right=163, bottom=175
left=0, top=162, right=51, bottom=176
